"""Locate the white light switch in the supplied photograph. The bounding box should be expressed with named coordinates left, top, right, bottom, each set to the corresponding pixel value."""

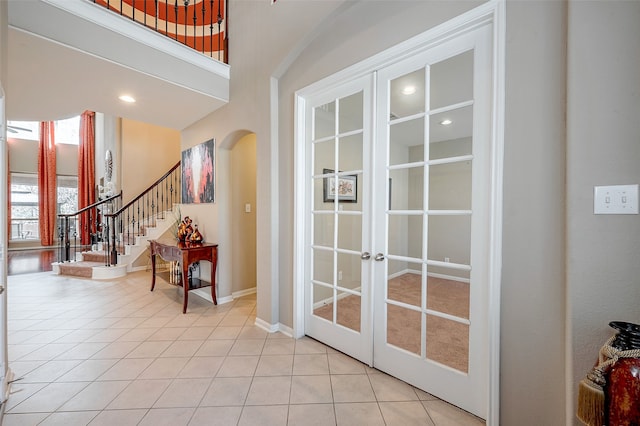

left=594, top=184, right=639, bottom=214
left=245, top=203, right=251, bottom=213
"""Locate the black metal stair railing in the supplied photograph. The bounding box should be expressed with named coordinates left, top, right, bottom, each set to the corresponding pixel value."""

left=90, top=0, right=229, bottom=63
left=104, top=161, right=181, bottom=267
left=57, top=191, right=123, bottom=264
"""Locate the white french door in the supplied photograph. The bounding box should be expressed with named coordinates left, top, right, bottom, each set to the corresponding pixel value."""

left=371, top=24, right=492, bottom=418
left=297, top=16, right=496, bottom=420
left=302, top=75, right=374, bottom=365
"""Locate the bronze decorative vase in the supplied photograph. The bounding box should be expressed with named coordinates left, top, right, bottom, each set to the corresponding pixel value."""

left=606, top=321, right=640, bottom=426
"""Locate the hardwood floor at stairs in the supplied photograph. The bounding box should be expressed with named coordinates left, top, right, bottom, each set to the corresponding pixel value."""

left=7, top=249, right=56, bottom=276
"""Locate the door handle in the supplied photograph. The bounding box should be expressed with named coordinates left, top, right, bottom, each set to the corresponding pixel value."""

left=361, top=252, right=371, bottom=260
left=375, top=253, right=385, bottom=261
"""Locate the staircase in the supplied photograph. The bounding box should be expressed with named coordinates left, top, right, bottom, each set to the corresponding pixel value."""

left=54, top=161, right=181, bottom=280
left=52, top=210, right=178, bottom=279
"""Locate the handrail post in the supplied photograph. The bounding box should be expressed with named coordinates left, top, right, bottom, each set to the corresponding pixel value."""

left=110, top=215, right=118, bottom=266
left=64, top=216, right=71, bottom=262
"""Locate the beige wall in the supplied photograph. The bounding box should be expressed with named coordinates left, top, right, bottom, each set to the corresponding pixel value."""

left=566, top=1, right=640, bottom=424
left=120, top=118, right=180, bottom=203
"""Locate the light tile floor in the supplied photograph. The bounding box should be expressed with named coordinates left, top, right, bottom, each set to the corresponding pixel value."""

left=3, top=271, right=484, bottom=425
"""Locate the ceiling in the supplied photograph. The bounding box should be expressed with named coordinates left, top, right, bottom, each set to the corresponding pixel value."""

left=6, top=0, right=230, bottom=131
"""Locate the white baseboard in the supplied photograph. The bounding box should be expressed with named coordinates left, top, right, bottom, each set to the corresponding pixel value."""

left=254, top=318, right=294, bottom=337
left=191, top=286, right=257, bottom=306
left=388, top=268, right=469, bottom=283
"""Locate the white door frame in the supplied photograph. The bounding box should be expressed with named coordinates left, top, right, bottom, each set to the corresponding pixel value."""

left=293, top=1, right=505, bottom=423
left=0, top=84, right=10, bottom=419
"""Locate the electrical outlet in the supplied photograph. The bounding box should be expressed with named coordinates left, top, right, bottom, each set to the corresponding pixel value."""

left=245, top=203, right=251, bottom=213
left=338, top=270, right=343, bottom=281
left=444, top=257, right=450, bottom=263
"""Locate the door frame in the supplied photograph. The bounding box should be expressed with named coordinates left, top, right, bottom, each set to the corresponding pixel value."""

left=293, top=1, right=505, bottom=423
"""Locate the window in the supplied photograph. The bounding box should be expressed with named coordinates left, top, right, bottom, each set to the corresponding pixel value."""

left=10, top=173, right=39, bottom=240
left=7, top=121, right=39, bottom=141
left=7, top=115, right=80, bottom=145
left=10, top=173, right=79, bottom=241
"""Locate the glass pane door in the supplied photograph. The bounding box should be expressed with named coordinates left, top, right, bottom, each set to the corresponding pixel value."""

left=304, top=76, right=373, bottom=364
left=373, top=24, right=492, bottom=419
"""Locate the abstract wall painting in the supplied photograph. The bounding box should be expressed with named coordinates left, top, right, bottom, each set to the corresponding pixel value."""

left=182, top=138, right=215, bottom=204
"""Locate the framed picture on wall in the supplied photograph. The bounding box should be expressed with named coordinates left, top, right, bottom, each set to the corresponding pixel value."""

left=323, top=168, right=357, bottom=203
left=182, top=138, right=215, bottom=204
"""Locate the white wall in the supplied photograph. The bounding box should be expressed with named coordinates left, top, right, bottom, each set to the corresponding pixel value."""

left=566, top=1, right=640, bottom=424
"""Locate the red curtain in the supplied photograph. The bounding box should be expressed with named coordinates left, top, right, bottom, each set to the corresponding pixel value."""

left=38, top=122, right=57, bottom=246
left=78, top=111, right=96, bottom=246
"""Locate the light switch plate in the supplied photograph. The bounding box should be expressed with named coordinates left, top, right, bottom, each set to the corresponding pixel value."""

left=594, top=184, right=639, bottom=214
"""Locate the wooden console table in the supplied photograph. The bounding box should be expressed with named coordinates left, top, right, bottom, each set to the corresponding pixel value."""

left=149, top=239, right=218, bottom=313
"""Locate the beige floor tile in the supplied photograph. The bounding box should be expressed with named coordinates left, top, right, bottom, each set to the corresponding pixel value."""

left=38, top=410, right=101, bottom=425
left=54, top=342, right=109, bottom=360
left=379, top=401, right=435, bottom=425
left=154, top=378, right=212, bottom=408
left=194, top=339, right=234, bottom=356
left=189, top=406, right=242, bottom=425
left=255, top=355, right=294, bottom=376
left=327, top=353, right=367, bottom=375
left=199, top=377, right=252, bottom=406
left=287, top=404, right=336, bottom=426
left=2, top=412, right=50, bottom=426
left=262, top=339, right=295, bottom=355
left=160, top=340, right=205, bottom=357
left=97, top=358, right=154, bottom=380
left=4, top=383, right=48, bottom=411
left=59, top=380, right=130, bottom=411
left=138, top=357, right=190, bottom=379
left=238, top=325, right=269, bottom=340
left=8, top=360, right=47, bottom=378
left=229, top=339, right=265, bottom=356
left=84, top=328, right=130, bottom=343
left=124, top=340, right=171, bottom=358
left=290, top=375, right=333, bottom=404
left=24, top=330, right=74, bottom=345
left=369, top=373, right=419, bottom=401
left=8, top=344, right=44, bottom=361
left=90, top=340, right=140, bottom=359
left=217, top=355, right=259, bottom=377
left=55, top=359, right=119, bottom=382
left=422, top=400, right=485, bottom=425
left=107, top=378, right=172, bottom=409
left=19, top=343, right=78, bottom=361
left=53, top=329, right=98, bottom=344
left=8, top=382, right=89, bottom=413
left=331, top=375, right=376, bottom=403
left=87, top=409, right=148, bottom=426
left=191, top=316, right=224, bottom=327
left=292, top=354, right=329, bottom=375
left=177, top=356, right=224, bottom=378
left=110, top=316, right=148, bottom=329
left=209, top=326, right=243, bottom=340
left=295, top=338, right=328, bottom=354
left=238, top=405, right=288, bottom=426
left=334, top=402, right=385, bottom=426
left=139, top=407, right=196, bottom=426
left=117, top=327, right=160, bottom=341
left=219, top=315, right=250, bottom=327
left=19, top=359, right=82, bottom=383
left=178, top=327, right=214, bottom=340
left=245, top=376, right=291, bottom=405
left=148, top=327, right=188, bottom=341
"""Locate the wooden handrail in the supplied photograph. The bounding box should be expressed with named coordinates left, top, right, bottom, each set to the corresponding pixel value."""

left=109, top=161, right=180, bottom=217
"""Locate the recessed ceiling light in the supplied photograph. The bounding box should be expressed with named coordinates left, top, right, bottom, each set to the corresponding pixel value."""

left=402, top=85, right=416, bottom=95
left=440, top=119, right=453, bottom=126
left=119, top=95, right=136, bottom=103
